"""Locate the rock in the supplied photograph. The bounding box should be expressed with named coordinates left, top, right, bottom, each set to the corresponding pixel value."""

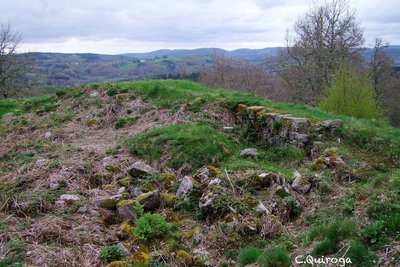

left=199, top=190, right=215, bottom=212
left=223, top=126, right=234, bottom=131
left=255, top=201, right=269, bottom=214
left=240, top=148, right=259, bottom=158
left=291, top=172, right=313, bottom=194
left=321, top=119, right=343, bottom=128
left=128, top=161, right=155, bottom=178
left=209, top=178, right=221, bottom=186
left=44, top=131, right=52, bottom=139
left=106, top=261, right=129, bottom=267
left=89, top=91, right=99, bottom=98
left=116, top=243, right=130, bottom=256
left=49, top=181, right=60, bottom=190
left=176, top=176, right=194, bottom=198
left=77, top=206, right=88, bottom=213
left=194, top=166, right=220, bottom=184
left=323, top=147, right=339, bottom=157
left=117, top=187, right=126, bottom=194
left=136, top=190, right=161, bottom=211
left=176, top=250, right=193, bottom=266
left=257, top=172, right=276, bottom=187
left=59, top=194, right=80, bottom=205
left=311, top=141, right=324, bottom=159
left=117, top=200, right=137, bottom=220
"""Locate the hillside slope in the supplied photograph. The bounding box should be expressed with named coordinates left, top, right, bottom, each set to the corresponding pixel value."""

left=0, top=80, right=399, bottom=266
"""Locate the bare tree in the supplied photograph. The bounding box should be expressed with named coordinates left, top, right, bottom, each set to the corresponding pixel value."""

left=278, top=0, right=364, bottom=104
left=369, top=38, right=394, bottom=102
left=0, top=23, right=32, bottom=98
left=200, top=55, right=274, bottom=96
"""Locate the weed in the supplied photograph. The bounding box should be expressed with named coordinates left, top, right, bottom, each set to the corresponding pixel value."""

left=238, top=246, right=264, bottom=266
left=134, top=213, right=174, bottom=240
left=259, top=248, right=291, bottom=267
left=100, top=245, right=125, bottom=263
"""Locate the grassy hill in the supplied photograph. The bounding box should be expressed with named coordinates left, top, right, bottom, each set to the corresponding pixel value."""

left=1, top=80, right=399, bottom=266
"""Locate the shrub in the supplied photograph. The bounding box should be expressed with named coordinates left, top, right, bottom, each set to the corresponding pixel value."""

left=284, top=196, right=302, bottom=220
left=238, top=246, right=264, bottom=266
left=134, top=213, right=173, bottom=240
left=319, top=65, right=383, bottom=119
left=100, top=245, right=125, bottom=263
left=259, top=248, right=291, bottom=267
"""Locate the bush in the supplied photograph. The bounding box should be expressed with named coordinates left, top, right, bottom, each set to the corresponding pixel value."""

left=259, top=248, right=291, bottom=267
left=238, top=246, right=264, bottom=266
left=134, top=213, right=173, bottom=240
left=100, top=245, right=125, bottom=263
left=319, top=65, right=383, bottom=119
left=284, top=196, right=302, bottom=220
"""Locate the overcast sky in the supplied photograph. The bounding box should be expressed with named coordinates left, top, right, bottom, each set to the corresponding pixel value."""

left=2, top=0, right=399, bottom=54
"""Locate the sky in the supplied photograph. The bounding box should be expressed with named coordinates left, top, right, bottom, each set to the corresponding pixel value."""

left=2, top=0, right=399, bottom=54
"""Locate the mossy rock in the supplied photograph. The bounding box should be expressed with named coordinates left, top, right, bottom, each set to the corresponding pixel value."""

left=312, top=158, right=327, bottom=171
left=85, top=117, right=97, bottom=126
left=106, top=261, right=129, bottom=267
left=136, top=191, right=161, bottom=211
left=246, top=106, right=265, bottom=113
left=130, top=251, right=150, bottom=266
left=99, top=198, right=118, bottom=210
left=323, top=147, right=339, bottom=156
left=161, top=193, right=177, bottom=207
left=176, top=250, right=193, bottom=266
left=236, top=103, right=247, bottom=113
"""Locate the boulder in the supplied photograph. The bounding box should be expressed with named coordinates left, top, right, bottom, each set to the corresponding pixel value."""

left=291, top=172, right=313, bottom=194
left=321, top=119, right=343, bottom=128
left=128, top=161, right=155, bottom=178
left=176, top=176, right=194, bottom=198
left=136, top=190, right=161, bottom=211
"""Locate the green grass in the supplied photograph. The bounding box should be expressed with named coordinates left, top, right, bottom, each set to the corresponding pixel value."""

left=125, top=122, right=240, bottom=170
left=0, top=99, right=20, bottom=118
left=238, top=246, right=264, bottom=266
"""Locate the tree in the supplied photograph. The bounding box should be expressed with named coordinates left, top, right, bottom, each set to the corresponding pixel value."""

left=319, top=64, right=383, bottom=119
left=368, top=38, right=395, bottom=102
left=278, top=0, right=364, bottom=104
left=0, top=23, right=31, bottom=98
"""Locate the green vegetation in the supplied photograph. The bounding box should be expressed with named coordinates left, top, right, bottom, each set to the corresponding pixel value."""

left=100, top=245, right=125, bottom=263
left=319, top=65, right=383, bottom=119
left=126, top=123, right=239, bottom=170
left=239, top=246, right=264, bottom=266
left=259, top=248, right=291, bottom=267
left=134, top=213, right=174, bottom=240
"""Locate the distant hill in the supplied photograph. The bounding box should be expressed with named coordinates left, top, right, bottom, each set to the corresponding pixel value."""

left=24, top=46, right=400, bottom=95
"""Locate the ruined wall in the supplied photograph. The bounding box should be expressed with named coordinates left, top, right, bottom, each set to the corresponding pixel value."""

left=236, top=104, right=342, bottom=151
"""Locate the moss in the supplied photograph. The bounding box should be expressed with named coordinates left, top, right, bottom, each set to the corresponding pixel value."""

left=105, top=164, right=121, bottom=173
left=117, top=199, right=135, bottom=207
left=130, top=251, right=150, bottom=266
left=116, top=93, right=129, bottom=102
left=299, top=177, right=311, bottom=185
left=208, top=165, right=221, bottom=176
left=85, top=117, right=97, bottom=126
left=166, top=211, right=180, bottom=223
left=183, top=227, right=202, bottom=240
left=176, top=250, right=193, bottom=266
left=118, top=178, right=131, bottom=188
left=160, top=172, right=175, bottom=189
left=312, top=158, right=326, bottom=171
left=99, top=198, right=118, bottom=210
left=106, top=261, right=129, bottom=267
left=324, top=147, right=338, bottom=156
left=161, top=193, right=177, bottom=207
left=120, top=222, right=136, bottom=239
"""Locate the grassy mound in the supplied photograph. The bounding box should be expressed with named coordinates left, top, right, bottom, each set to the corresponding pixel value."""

left=126, top=123, right=239, bottom=170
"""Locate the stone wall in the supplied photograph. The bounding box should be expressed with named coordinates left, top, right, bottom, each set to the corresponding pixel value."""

left=236, top=104, right=342, bottom=151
